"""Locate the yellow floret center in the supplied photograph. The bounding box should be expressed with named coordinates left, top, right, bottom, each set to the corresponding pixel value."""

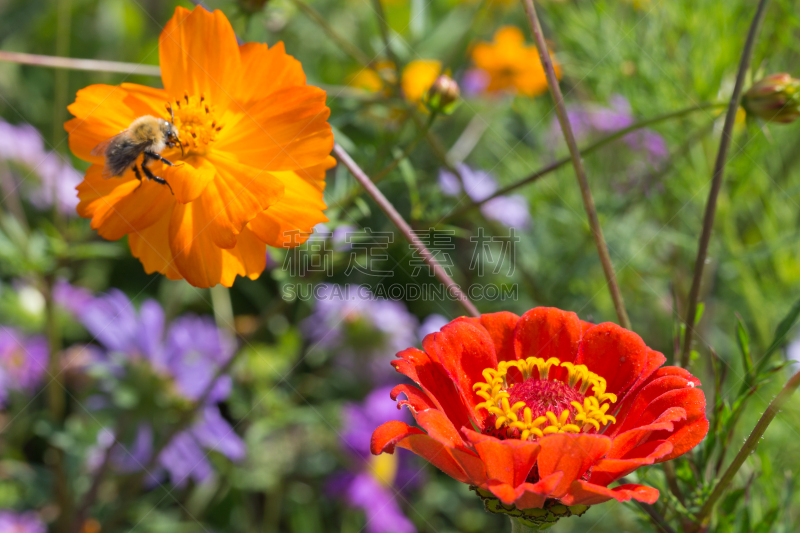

left=169, top=93, right=222, bottom=155
left=473, top=357, right=618, bottom=441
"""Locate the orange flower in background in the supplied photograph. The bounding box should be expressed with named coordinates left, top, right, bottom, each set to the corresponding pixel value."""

left=372, top=308, right=708, bottom=526
left=400, top=59, right=442, bottom=103
left=66, top=6, right=334, bottom=288
left=349, top=61, right=397, bottom=94
left=471, top=26, right=560, bottom=97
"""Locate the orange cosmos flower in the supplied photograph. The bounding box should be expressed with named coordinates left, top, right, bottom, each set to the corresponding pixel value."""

left=471, top=26, right=560, bottom=97
left=400, top=59, right=442, bottom=103
left=66, top=6, right=334, bottom=288
left=372, top=308, right=708, bottom=527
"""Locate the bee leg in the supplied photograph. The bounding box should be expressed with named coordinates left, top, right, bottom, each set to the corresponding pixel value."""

left=144, top=151, right=176, bottom=167
left=141, top=158, right=175, bottom=195
left=132, top=165, right=145, bottom=192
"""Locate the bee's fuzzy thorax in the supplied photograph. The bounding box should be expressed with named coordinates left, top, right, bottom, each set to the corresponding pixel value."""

left=130, top=115, right=166, bottom=152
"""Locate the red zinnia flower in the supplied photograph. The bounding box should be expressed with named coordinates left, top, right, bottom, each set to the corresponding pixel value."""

left=371, top=308, right=708, bottom=524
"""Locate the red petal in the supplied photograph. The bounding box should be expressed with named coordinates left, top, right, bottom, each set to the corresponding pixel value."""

left=514, top=308, right=583, bottom=383
left=606, top=348, right=667, bottom=437
left=576, top=323, right=647, bottom=398
left=465, top=429, right=540, bottom=488
left=391, top=347, right=473, bottom=434
left=456, top=311, right=520, bottom=363
left=632, top=388, right=708, bottom=461
left=607, top=407, right=687, bottom=458
left=612, top=375, right=696, bottom=436
left=561, top=481, right=659, bottom=506
left=536, top=433, right=612, bottom=498
left=423, top=321, right=499, bottom=427
left=391, top=384, right=437, bottom=414
left=514, top=472, right=564, bottom=510
left=371, top=420, right=425, bottom=455
left=414, top=409, right=469, bottom=451
left=588, top=441, right=673, bottom=486
left=370, top=421, right=485, bottom=485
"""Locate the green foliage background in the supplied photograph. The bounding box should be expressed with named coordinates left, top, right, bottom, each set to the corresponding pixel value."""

left=0, top=0, right=799, bottom=531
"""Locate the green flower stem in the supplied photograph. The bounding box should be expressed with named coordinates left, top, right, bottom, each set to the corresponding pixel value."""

left=43, top=275, right=71, bottom=533
left=679, top=0, right=772, bottom=367
left=371, top=0, right=402, bottom=75
left=521, top=0, right=630, bottom=329
left=445, top=102, right=724, bottom=221
left=693, top=369, right=800, bottom=529
left=332, top=143, right=481, bottom=317
left=510, top=516, right=543, bottom=532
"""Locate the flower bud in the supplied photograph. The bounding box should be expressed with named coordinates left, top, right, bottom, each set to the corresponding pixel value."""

left=742, top=73, right=800, bottom=124
left=425, top=75, right=461, bottom=115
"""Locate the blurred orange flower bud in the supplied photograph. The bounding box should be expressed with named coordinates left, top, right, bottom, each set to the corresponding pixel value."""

left=742, top=73, right=800, bottom=124
left=425, top=74, right=461, bottom=114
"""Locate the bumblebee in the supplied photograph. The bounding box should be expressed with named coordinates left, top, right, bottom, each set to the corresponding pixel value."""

left=91, top=107, right=183, bottom=193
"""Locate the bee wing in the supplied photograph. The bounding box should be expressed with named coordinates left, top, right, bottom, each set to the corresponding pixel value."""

left=90, top=134, right=121, bottom=158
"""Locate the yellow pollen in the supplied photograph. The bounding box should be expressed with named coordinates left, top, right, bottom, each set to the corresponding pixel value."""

left=168, top=93, right=222, bottom=155
left=473, top=357, right=618, bottom=441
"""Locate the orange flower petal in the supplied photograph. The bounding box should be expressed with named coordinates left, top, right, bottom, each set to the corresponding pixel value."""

left=77, top=165, right=173, bottom=240
left=513, top=307, right=583, bottom=378
left=168, top=200, right=225, bottom=288
left=120, top=83, right=171, bottom=119
left=159, top=7, right=242, bottom=109
left=216, top=85, right=333, bottom=171
left=218, top=226, right=268, bottom=285
left=247, top=169, right=327, bottom=248
left=160, top=155, right=217, bottom=204
left=128, top=207, right=183, bottom=281
left=238, top=42, right=306, bottom=102
left=65, top=85, right=136, bottom=163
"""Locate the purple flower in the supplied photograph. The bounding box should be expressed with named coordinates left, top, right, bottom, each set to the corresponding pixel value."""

left=334, top=387, right=417, bottom=533
left=0, top=119, right=81, bottom=216
left=549, top=95, right=667, bottom=166
left=0, top=328, right=48, bottom=405
left=77, top=290, right=244, bottom=487
left=438, top=164, right=531, bottom=228
left=461, top=68, right=490, bottom=98
left=303, top=284, right=418, bottom=384
left=53, top=279, right=94, bottom=316
left=0, top=511, right=46, bottom=533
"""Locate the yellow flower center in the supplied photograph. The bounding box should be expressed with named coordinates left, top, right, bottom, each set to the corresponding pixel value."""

left=473, top=357, right=618, bottom=441
left=169, top=93, right=222, bottom=155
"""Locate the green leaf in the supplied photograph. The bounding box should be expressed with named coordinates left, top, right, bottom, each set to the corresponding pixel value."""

left=735, top=314, right=753, bottom=376
left=695, top=302, right=705, bottom=324
left=756, top=295, right=800, bottom=374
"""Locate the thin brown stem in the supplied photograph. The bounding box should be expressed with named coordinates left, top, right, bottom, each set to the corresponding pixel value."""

left=446, top=103, right=724, bottom=221
left=680, top=0, right=772, bottom=367
left=0, top=50, right=161, bottom=76
left=332, top=143, right=480, bottom=318
left=694, top=369, right=800, bottom=528
left=521, top=0, right=630, bottom=329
